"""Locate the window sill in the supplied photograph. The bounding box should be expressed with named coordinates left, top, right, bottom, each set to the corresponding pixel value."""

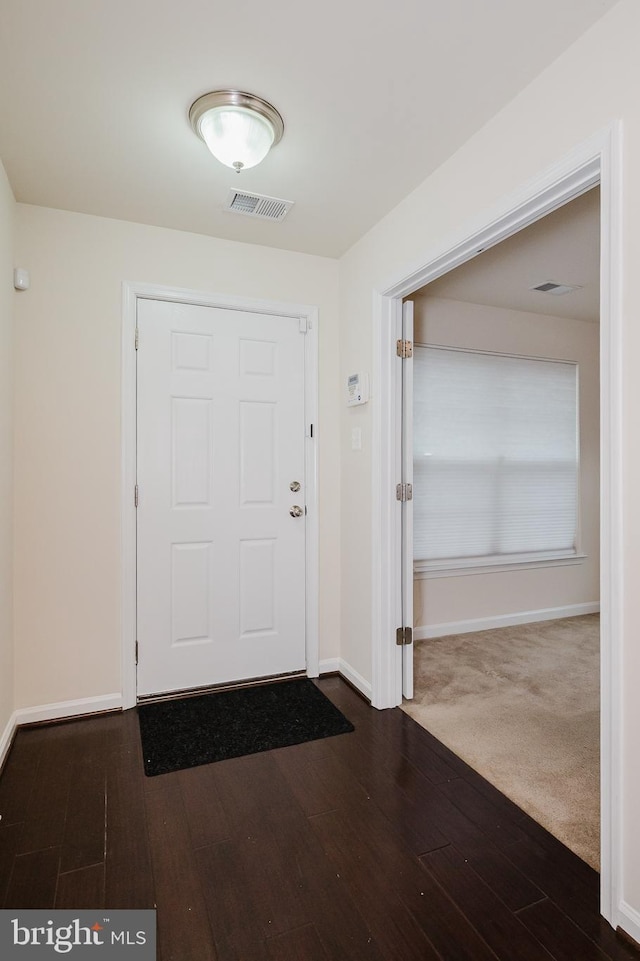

left=414, top=552, right=587, bottom=580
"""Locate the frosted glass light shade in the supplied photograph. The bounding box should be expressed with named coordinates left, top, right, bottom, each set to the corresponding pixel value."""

left=199, top=106, right=274, bottom=171
left=189, top=91, right=284, bottom=172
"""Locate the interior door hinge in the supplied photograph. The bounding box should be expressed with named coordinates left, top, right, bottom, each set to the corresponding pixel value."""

left=396, top=339, right=413, bottom=358
left=135, top=327, right=139, bottom=350
left=134, top=484, right=139, bottom=508
left=396, top=626, right=413, bottom=646
left=396, top=483, right=413, bottom=502
left=135, top=641, right=139, bottom=666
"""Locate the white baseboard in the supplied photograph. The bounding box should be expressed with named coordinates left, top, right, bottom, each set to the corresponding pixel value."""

left=0, top=710, right=18, bottom=770
left=414, top=602, right=600, bottom=640
left=319, top=657, right=372, bottom=701
left=319, top=658, right=340, bottom=674
left=1, top=693, right=123, bottom=769
left=14, top=693, right=123, bottom=728
left=618, top=902, right=640, bottom=951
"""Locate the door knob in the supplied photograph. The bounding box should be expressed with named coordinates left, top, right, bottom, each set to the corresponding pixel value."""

left=289, top=505, right=303, bottom=518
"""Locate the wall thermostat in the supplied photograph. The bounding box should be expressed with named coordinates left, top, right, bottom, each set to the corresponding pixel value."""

left=347, top=372, right=369, bottom=406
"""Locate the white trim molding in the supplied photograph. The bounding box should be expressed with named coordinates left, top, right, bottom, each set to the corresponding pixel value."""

left=414, top=602, right=600, bottom=641
left=14, top=694, right=123, bottom=728
left=337, top=659, right=372, bottom=700
left=370, top=123, right=623, bottom=931
left=121, top=282, right=320, bottom=708
left=319, top=657, right=372, bottom=700
left=414, top=553, right=587, bottom=579
left=371, top=293, right=404, bottom=709
left=319, top=658, right=340, bottom=674
left=618, top=903, right=640, bottom=951
left=2, top=694, right=124, bottom=769
left=0, top=712, right=18, bottom=770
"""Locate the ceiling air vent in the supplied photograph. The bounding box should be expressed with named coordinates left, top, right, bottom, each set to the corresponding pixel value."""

left=530, top=281, right=582, bottom=296
left=224, top=189, right=294, bottom=222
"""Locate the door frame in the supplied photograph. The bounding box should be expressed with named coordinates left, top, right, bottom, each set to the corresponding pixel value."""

left=121, top=282, right=319, bottom=709
left=371, top=123, right=622, bottom=927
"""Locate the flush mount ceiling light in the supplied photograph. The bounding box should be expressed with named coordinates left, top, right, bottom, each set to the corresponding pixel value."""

left=189, top=90, right=284, bottom=173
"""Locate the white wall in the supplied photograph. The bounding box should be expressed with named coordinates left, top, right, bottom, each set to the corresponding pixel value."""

left=412, top=296, right=599, bottom=632
left=338, top=0, right=640, bottom=930
left=13, top=205, right=340, bottom=710
left=0, top=161, right=14, bottom=741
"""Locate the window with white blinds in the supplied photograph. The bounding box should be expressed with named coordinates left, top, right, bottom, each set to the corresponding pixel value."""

left=413, top=346, right=579, bottom=569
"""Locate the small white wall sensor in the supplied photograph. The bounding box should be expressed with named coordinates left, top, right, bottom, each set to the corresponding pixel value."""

left=13, top=268, right=30, bottom=291
left=347, top=372, right=369, bottom=406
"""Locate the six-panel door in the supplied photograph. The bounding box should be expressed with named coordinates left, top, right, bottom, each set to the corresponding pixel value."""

left=136, top=299, right=306, bottom=697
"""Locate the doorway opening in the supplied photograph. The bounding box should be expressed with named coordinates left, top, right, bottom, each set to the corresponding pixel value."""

left=404, top=187, right=601, bottom=870
left=370, top=129, right=623, bottom=926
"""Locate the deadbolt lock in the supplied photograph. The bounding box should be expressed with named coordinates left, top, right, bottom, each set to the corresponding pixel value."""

left=289, top=481, right=301, bottom=492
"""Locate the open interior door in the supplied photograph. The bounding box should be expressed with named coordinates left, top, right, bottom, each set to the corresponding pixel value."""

left=401, top=299, right=414, bottom=699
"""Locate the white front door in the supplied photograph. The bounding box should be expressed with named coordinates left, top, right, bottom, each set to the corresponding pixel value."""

left=136, top=298, right=307, bottom=697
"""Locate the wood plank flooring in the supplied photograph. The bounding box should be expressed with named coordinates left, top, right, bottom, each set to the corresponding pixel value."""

left=0, top=676, right=636, bottom=961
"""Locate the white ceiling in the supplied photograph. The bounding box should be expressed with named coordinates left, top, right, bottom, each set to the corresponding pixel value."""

left=0, top=0, right=619, bottom=258
left=416, top=187, right=600, bottom=322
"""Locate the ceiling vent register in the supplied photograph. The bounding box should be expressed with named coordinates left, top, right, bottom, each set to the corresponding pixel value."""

left=224, top=189, right=294, bottom=221
left=530, top=280, right=582, bottom=296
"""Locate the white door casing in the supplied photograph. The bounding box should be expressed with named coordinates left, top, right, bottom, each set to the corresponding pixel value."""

left=136, top=298, right=308, bottom=696
left=401, top=299, right=414, bottom=699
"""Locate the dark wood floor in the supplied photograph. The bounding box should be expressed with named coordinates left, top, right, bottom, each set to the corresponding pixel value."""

left=0, top=676, right=636, bottom=961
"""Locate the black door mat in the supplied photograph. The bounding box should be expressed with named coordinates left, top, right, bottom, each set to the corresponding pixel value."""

left=137, top=677, right=355, bottom=776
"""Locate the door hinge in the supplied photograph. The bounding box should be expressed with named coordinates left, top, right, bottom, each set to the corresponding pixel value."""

left=396, top=626, right=413, bottom=646
left=396, top=483, right=413, bottom=502
left=396, top=339, right=413, bottom=358
left=135, top=327, right=139, bottom=350
left=135, top=641, right=139, bottom=666
left=134, top=484, right=139, bottom=507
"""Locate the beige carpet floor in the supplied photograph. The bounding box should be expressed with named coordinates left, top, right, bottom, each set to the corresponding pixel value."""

left=402, top=614, right=600, bottom=869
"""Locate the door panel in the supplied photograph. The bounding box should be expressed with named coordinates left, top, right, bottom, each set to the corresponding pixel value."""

left=136, top=298, right=306, bottom=697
